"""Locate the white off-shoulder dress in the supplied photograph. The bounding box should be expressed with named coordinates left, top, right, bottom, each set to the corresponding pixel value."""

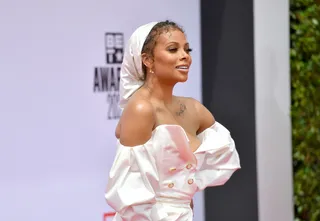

left=105, top=122, right=241, bottom=221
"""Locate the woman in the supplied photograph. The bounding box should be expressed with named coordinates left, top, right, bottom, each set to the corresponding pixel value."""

left=105, top=20, right=241, bottom=221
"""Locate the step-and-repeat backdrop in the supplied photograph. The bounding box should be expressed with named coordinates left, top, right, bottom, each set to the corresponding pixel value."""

left=0, top=0, right=203, bottom=220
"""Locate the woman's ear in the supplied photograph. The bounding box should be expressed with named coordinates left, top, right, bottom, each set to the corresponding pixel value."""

left=141, top=53, right=153, bottom=70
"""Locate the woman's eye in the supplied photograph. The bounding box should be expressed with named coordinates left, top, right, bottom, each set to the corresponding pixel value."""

left=168, top=48, right=178, bottom=52
left=168, top=47, right=193, bottom=54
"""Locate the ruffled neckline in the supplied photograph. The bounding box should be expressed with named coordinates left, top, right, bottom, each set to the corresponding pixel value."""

left=117, top=123, right=215, bottom=149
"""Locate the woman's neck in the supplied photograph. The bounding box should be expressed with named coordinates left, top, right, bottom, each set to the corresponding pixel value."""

left=143, top=77, right=175, bottom=105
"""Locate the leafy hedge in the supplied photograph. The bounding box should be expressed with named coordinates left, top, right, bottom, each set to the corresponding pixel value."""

left=290, top=0, right=320, bottom=220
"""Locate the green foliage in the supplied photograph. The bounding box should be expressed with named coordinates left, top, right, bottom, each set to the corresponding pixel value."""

left=290, top=0, right=320, bottom=220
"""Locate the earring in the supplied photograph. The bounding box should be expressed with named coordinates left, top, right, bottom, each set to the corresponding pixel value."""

left=150, top=69, right=154, bottom=74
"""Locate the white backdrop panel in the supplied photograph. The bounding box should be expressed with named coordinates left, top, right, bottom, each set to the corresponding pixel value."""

left=0, top=0, right=203, bottom=220
left=253, top=0, right=294, bottom=220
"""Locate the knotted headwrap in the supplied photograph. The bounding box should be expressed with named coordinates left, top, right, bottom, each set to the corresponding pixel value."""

left=119, top=21, right=158, bottom=109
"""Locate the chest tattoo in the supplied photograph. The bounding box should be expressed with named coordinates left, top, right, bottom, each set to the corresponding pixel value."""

left=176, top=100, right=187, bottom=117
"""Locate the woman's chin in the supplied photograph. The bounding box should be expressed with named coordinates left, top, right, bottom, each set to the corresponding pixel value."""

left=178, top=74, right=188, bottom=82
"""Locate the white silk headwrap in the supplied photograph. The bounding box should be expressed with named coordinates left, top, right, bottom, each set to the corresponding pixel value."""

left=119, top=21, right=158, bottom=109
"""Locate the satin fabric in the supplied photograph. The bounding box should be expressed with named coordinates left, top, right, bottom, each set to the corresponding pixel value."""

left=118, top=22, right=157, bottom=109
left=105, top=122, right=241, bottom=221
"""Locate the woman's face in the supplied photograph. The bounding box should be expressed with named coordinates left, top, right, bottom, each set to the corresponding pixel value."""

left=151, top=30, right=192, bottom=84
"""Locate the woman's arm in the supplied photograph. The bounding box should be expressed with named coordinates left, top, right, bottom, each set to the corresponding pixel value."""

left=119, top=99, right=155, bottom=146
left=190, top=98, right=215, bottom=134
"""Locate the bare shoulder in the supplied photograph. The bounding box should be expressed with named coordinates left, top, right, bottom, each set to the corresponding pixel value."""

left=184, top=97, right=215, bottom=133
left=119, top=97, right=156, bottom=146
left=174, top=96, right=197, bottom=110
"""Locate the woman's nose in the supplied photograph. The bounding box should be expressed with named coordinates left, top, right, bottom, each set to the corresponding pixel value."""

left=179, top=49, right=189, bottom=60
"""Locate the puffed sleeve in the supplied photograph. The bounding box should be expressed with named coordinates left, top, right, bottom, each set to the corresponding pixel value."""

left=105, top=141, right=159, bottom=219
left=194, top=122, right=241, bottom=191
